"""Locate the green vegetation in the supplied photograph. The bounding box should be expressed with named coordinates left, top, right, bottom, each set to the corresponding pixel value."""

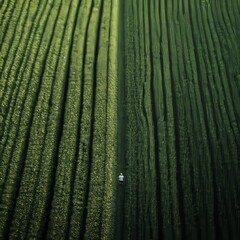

left=120, top=0, right=240, bottom=239
left=0, top=0, right=118, bottom=239
left=0, top=0, right=240, bottom=239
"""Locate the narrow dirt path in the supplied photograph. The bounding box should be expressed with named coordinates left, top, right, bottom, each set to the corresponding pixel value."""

left=115, top=0, right=127, bottom=239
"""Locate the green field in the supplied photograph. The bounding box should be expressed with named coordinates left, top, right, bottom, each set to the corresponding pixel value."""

left=0, top=0, right=240, bottom=239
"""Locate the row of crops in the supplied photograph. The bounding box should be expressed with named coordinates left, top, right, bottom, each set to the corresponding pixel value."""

left=0, top=0, right=119, bottom=239
left=121, top=0, right=240, bottom=239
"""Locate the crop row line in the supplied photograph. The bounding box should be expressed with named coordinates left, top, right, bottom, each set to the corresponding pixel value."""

left=9, top=1, right=74, bottom=238
left=0, top=0, right=33, bottom=136
left=0, top=0, right=49, bottom=157
left=0, top=0, right=63, bottom=237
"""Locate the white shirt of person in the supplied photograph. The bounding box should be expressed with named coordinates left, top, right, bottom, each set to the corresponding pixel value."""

left=118, top=175, right=124, bottom=181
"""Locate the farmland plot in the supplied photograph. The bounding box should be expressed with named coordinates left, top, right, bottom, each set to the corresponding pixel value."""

left=0, top=0, right=240, bottom=239
left=120, top=0, right=240, bottom=239
left=0, top=0, right=118, bottom=239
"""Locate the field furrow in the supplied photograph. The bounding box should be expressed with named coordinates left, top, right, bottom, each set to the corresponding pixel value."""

left=0, top=0, right=48, bottom=151
left=0, top=0, right=63, bottom=236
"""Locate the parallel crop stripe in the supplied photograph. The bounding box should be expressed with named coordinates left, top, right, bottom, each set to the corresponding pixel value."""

left=0, top=0, right=63, bottom=236
left=9, top=1, right=72, bottom=238
left=63, top=0, right=93, bottom=238
left=26, top=3, right=77, bottom=236
left=0, top=0, right=49, bottom=157
left=101, top=0, right=118, bottom=237
left=0, top=0, right=25, bottom=82
left=0, top=0, right=32, bottom=136
left=45, top=0, right=87, bottom=238
left=0, top=0, right=20, bottom=46
left=81, top=0, right=111, bottom=239
left=0, top=0, right=36, bottom=100
left=78, top=0, right=105, bottom=238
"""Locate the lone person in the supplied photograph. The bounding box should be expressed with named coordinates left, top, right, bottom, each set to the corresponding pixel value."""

left=118, top=173, right=124, bottom=185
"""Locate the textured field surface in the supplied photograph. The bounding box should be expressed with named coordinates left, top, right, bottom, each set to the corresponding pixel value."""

left=121, top=0, right=240, bottom=239
left=1, top=0, right=240, bottom=239
left=0, top=0, right=118, bottom=239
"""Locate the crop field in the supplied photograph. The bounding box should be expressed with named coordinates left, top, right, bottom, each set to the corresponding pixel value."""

left=0, top=0, right=240, bottom=239
left=121, top=0, right=240, bottom=239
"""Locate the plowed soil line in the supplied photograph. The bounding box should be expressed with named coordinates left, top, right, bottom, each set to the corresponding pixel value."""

left=115, top=0, right=127, bottom=239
